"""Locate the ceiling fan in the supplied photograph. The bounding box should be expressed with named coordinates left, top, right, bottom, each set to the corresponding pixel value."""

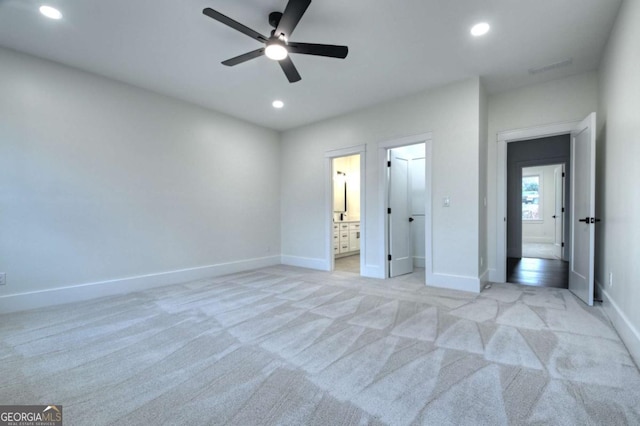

left=202, top=0, right=349, bottom=83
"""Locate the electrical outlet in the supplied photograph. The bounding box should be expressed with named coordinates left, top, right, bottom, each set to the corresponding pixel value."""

left=0, top=273, right=6, bottom=286
left=609, top=272, right=613, bottom=287
left=480, top=257, right=484, bottom=267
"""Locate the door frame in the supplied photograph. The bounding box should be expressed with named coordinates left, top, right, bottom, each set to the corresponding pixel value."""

left=378, top=133, right=433, bottom=280
left=325, top=145, right=366, bottom=273
left=553, top=163, right=566, bottom=260
left=496, top=120, right=579, bottom=283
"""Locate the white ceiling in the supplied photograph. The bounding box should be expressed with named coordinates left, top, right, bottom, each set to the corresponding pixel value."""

left=0, top=0, right=621, bottom=131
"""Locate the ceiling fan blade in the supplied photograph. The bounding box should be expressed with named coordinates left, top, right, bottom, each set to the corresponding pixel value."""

left=203, top=8, right=267, bottom=43
left=288, top=42, right=348, bottom=59
left=275, top=0, right=311, bottom=38
left=279, top=57, right=302, bottom=83
left=221, top=48, right=265, bottom=66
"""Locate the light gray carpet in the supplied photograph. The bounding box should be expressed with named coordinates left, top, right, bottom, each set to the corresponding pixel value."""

left=1, top=265, right=639, bottom=425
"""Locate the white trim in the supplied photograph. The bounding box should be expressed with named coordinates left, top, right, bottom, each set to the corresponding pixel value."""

left=361, top=264, right=383, bottom=279
left=479, top=269, right=490, bottom=289
left=522, top=236, right=555, bottom=244
left=427, top=273, right=481, bottom=293
left=0, top=256, right=281, bottom=314
left=377, top=133, right=433, bottom=282
left=281, top=255, right=329, bottom=271
left=413, top=256, right=426, bottom=268
left=324, top=145, right=366, bottom=275
left=496, top=120, right=579, bottom=283
left=597, top=281, right=640, bottom=368
left=324, top=144, right=366, bottom=158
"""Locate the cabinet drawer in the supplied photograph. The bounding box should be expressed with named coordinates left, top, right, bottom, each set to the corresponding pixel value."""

left=349, top=222, right=360, bottom=231
left=333, top=223, right=339, bottom=232
left=339, top=223, right=350, bottom=230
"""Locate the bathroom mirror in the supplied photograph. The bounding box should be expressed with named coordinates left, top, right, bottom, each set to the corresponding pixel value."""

left=333, top=171, right=347, bottom=213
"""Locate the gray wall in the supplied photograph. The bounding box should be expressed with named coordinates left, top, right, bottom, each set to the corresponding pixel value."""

left=281, top=78, right=483, bottom=291
left=597, top=0, right=640, bottom=364
left=0, top=47, right=281, bottom=301
left=506, top=135, right=570, bottom=258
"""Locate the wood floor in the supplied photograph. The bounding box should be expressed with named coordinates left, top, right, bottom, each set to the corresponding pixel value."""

left=507, top=257, right=569, bottom=288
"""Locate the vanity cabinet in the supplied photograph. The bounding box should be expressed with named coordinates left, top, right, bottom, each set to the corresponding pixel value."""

left=333, top=221, right=360, bottom=257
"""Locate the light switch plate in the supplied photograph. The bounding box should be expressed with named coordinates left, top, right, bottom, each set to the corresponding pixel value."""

left=0, top=272, right=6, bottom=286
left=443, top=197, right=451, bottom=207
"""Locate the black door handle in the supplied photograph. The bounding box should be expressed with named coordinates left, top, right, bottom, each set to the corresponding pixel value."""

left=552, top=215, right=557, bottom=219
left=409, top=217, right=414, bottom=223
left=578, top=217, right=590, bottom=223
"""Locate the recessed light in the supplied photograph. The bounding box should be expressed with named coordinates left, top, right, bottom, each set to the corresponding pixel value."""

left=470, top=22, right=490, bottom=37
left=272, top=100, right=284, bottom=109
left=39, top=5, right=62, bottom=20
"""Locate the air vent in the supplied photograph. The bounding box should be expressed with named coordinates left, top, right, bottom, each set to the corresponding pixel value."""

left=528, top=58, right=573, bottom=75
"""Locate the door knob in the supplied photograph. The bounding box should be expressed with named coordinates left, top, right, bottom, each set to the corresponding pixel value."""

left=578, top=217, right=590, bottom=223
left=552, top=215, right=557, bottom=219
left=409, top=217, right=414, bottom=223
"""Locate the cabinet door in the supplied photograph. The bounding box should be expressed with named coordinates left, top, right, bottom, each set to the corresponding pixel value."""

left=349, top=231, right=360, bottom=251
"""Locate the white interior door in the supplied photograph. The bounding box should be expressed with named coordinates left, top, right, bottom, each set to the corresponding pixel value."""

left=389, top=150, right=413, bottom=277
left=569, top=113, right=596, bottom=306
left=553, top=165, right=564, bottom=259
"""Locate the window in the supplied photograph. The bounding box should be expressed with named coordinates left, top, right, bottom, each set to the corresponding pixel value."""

left=522, top=174, right=541, bottom=220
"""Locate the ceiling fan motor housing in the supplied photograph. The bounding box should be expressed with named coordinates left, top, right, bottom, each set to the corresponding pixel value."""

left=269, top=12, right=283, bottom=29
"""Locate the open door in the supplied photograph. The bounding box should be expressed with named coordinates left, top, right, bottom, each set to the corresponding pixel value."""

left=553, top=165, right=565, bottom=259
left=388, top=149, right=413, bottom=277
left=569, top=113, right=596, bottom=306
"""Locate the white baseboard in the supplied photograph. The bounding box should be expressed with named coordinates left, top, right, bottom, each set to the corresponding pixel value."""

left=426, top=272, right=481, bottom=294
left=479, top=269, right=490, bottom=289
left=280, top=255, right=329, bottom=271
left=596, top=281, right=640, bottom=368
left=413, top=256, right=426, bottom=268
left=522, top=237, right=555, bottom=244
left=362, top=264, right=384, bottom=279
left=0, top=255, right=281, bottom=314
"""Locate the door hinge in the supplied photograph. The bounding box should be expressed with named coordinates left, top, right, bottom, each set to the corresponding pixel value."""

left=562, top=242, right=565, bottom=247
left=388, top=254, right=392, bottom=261
left=562, top=207, right=565, bottom=213
left=387, top=161, right=391, bottom=167
left=562, top=172, right=565, bottom=177
left=387, top=207, right=391, bottom=214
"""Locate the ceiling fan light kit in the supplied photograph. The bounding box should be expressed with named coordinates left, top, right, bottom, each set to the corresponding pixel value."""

left=265, top=39, right=288, bottom=61
left=202, top=0, right=348, bottom=83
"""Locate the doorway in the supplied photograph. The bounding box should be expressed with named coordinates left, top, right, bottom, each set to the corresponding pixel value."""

left=332, top=154, right=361, bottom=274
left=508, top=163, right=569, bottom=288
left=521, top=163, right=565, bottom=260
left=505, top=137, right=570, bottom=289
left=387, top=143, right=426, bottom=278
left=498, top=113, right=597, bottom=305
